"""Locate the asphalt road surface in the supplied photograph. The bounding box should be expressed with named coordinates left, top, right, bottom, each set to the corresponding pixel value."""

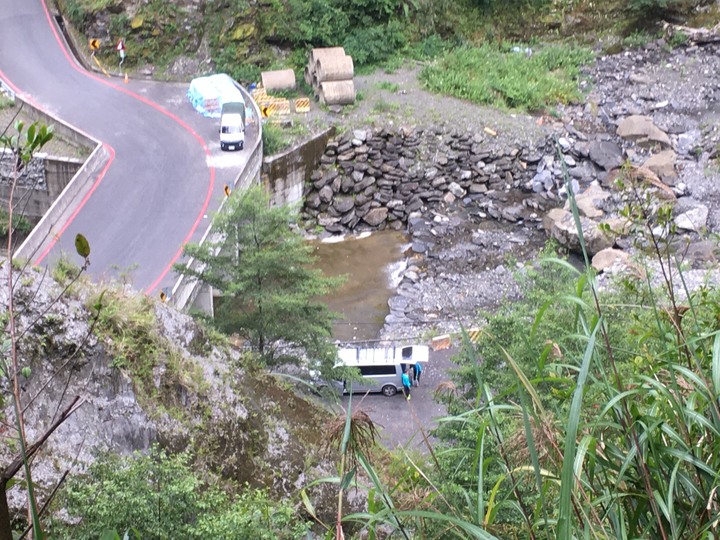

left=0, top=0, right=258, bottom=295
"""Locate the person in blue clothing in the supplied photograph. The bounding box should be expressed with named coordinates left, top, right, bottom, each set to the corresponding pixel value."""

left=401, top=368, right=412, bottom=400
left=413, top=362, right=423, bottom=387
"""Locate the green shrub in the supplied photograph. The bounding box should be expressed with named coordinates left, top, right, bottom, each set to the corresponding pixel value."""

left=0, top=208, right=32, bottom=236
left=377, top=81, right=400, bottom=92
left=0, top=95, right=13, bottom=110
left=262, top=121, right=288, bottom=155
left=52, top=448, right=309, bottom=539
left=622, top=30, right=655, bottom=48
left=343, top=21, right=407, bottom=66
left=51, top=255, right=81, bottom=286
left=284, top=0, right=350, bottom=46
left=419, top=43, right=592, bottom=111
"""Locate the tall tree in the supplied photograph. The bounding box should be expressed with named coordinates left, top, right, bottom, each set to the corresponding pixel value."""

left=179, top=186, right=342, bottom=369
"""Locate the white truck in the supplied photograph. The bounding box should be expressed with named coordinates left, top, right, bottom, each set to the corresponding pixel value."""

left=220, top=101, right=245, bottom=151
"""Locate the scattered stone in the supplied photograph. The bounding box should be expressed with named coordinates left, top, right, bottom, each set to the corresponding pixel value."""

left=592, top=248, right=630, bottom=273
left=643, top=150, right=677, bottom=184
left=674, top=203, right=709, bottom=232
left=570, top=182, right=611, bottom=219
left=543, top=208, right=615, bottom=255
left=616, top=115, right=672, bottom=147
left=588, top=140, right=624, bottom=171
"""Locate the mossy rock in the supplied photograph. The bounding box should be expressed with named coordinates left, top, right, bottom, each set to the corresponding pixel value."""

left=231, top=22, right=256, bottom=41
left=130, top=15, right=143, bottom=29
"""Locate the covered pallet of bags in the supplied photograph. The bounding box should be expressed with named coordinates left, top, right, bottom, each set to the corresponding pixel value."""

left=187, top=74, right=246, bottom=118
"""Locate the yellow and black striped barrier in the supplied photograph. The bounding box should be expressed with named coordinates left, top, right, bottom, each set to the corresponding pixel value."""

left=261, top=98, right=291, bottom=118
left=294, top=97, right=310, bottom=113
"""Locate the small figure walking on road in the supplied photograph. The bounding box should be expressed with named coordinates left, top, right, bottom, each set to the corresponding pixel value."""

left=402, top=369, right=412, bottom=400
left=413, top=362, right=423, bottom=387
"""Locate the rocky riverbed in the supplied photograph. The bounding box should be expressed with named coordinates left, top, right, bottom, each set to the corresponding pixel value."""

left=303, top=38, right=720, bottom=342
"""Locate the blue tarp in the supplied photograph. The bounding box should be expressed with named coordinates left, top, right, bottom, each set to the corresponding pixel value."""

left=187, top=74, right=246, bottom=118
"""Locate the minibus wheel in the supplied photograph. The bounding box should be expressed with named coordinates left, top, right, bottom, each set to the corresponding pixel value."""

left=382, top=385, right=397, bottom=397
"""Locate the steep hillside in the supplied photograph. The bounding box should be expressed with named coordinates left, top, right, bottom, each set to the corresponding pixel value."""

left=0, top=261, right=338, bottom=526
left=56, top=0, right=720, bottom=81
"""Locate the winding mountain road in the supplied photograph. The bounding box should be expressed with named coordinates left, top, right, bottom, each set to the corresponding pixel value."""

left=0, top=0, right=257, bottom=295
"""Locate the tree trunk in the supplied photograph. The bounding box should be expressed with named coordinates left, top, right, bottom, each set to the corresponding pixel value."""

left=0, top=485, right=13, bottom=540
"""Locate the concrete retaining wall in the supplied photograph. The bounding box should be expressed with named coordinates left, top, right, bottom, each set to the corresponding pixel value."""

left=0, top=155, right=83, bottom=221
left=16, top=143, right=108, bottom=261
left=261, top=126, right=335, bottom=206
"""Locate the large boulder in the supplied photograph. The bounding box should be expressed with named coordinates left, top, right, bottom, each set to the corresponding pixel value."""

left=674, top=202, right=709, bottom=232
left=616, top=115, right=671, bottom=148
left=543, top=208, right=615, bottom=255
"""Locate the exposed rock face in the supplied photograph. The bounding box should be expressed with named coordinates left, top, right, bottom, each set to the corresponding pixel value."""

left=674, top=202, right=709, bottom=232
left=0, top=267, right=334, bottom=517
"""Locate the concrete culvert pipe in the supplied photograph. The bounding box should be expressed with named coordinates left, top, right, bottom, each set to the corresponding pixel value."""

left=319, top=80, right=356, bottom=105
left=309, top=46, right=345, bottom=67
left=260, top=69, right=297, bottom=92
left=316, top=54, right=354, bottom=83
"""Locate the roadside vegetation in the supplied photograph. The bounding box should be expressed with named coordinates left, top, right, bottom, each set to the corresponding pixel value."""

left=59, top=0, right=718, bottom=105
left=420, top=43, right=593, bottom=110
left=51, top=448, right=309, bottom=539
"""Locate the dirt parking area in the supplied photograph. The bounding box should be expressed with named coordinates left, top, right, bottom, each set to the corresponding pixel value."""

left=341, top=346, right=457, bottom=451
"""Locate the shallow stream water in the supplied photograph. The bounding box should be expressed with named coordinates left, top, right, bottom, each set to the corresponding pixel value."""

left=311, top=230, right=408, bottom=343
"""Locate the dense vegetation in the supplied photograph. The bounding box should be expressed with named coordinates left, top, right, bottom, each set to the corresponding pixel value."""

left=52, top=449, right=309, bottom=539
left=59, top=0, right=715, bottom=112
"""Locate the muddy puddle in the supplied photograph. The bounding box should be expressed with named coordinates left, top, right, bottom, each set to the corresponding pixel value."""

left=312, top=230, right=409, bottom=343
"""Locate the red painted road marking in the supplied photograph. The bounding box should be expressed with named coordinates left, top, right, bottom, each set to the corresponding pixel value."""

left=21, top=0, right=217, bottom=295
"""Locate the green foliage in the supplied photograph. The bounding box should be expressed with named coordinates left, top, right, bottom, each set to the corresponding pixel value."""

left=177, top=186, right=342, bottom=372
left=622, top=30, right=656, bottom=48
left=626, top=0, right=684, bottom=19
left=51, top=255, right=81, bottom=286
left=52, top=448, right=310, bottom=539
left=422, top=173, right=720, bottom=537
left=283, top=0, right=350, bottom=46
left=343, top=21, right=407, bottom=66
left=0, top=95, right=13, bottom=110
left=261, top=121, right=288, bottom=155
left=214, top=53, right=262, bottom=85
left=376, top=81, right=400, bottom=92
left=420, top=43, right=593, bottom=111
left=89, top=288, right=159, bottom=375
left=372, top=99, right=399, bottom=113
left=409, top=34, right=453, bottom=60
left=668, top=29, right=689, bottom=47
left=0, top=208, right=32, bottom=237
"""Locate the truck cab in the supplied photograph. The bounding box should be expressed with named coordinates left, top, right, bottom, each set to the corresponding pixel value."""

left=220, top=102, right=245, bottom=151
